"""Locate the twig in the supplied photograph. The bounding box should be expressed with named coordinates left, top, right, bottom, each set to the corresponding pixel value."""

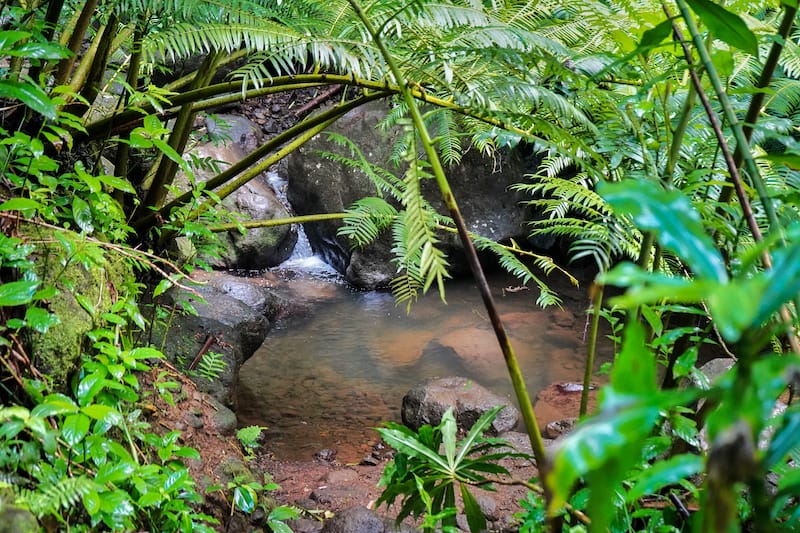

left=293, top=85, right=344, bottom=118
left=669, top=492, right=691, bottom=520
left=188, top=334, right=216, bottom=371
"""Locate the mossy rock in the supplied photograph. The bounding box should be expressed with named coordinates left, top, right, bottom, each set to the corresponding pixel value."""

left=22, top=224, right=133, bottom=390
left=0, top=504, right=38, bottom=533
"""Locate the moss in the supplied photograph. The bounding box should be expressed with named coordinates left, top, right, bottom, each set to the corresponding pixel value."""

left=22, top=224, right=133, bottom=390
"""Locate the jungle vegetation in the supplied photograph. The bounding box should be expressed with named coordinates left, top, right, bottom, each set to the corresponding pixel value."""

left=1, top=0, right=800, bottom=531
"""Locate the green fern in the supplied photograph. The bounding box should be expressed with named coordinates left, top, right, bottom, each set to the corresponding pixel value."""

left=197, top=351, right=227, bottom=381
left=337, top=197, right=398, bottom=248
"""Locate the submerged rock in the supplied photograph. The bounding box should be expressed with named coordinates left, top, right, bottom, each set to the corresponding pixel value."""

left=401, top=376, right=520, bottom=435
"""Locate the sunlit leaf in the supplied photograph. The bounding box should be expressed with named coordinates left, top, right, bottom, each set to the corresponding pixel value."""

left=598, top=180, right=727, bottom=282
left=686, top=0, right=759, bottom=55
left=627, top=454, right=704, bottom=502
left=72, top=196, right=94, bottom=234
left=0, top=79, right=57, bottom=120
left=61, top=413, right=91, bottom=446
left=0, top=279, right=38, bottom=306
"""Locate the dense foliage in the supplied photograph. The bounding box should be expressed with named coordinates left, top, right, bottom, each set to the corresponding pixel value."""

left=2, top=0, right=800, bottom=531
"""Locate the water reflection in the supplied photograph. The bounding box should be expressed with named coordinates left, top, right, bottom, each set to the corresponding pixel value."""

left=237, top=274, right=608, bottom=462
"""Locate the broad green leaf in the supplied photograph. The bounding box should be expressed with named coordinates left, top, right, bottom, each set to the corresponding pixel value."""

left=96, top=173, right=136, bottom=193
left=83, top=489, right=101, bottom=515
left=598, top=180, right=727, bottom=282
left=639, top=19, right=673, bottom=49
left=31, top=393, right=78, bottom=417
left=611, top=322, right=656, bottom=396
left=753, top=245, right=800, bottom=328
left=547, top=392, right=661, bottom=512
left=461, top=483, right=487, bottom=532
left=61, top=413, right=91, bottom=446
left=233, top=486, right=256, bottom=513
left=686, top=0, right=759, bottom=56
left=706, top=276, right=765, bottom=342
left=0, top=30, right=30, bottom=50
left=0, top=79, right=57, bottom=120
left=440, top=408, right=457, bottom=469
left=454, top=405, right=504, bottom=466
left=627, top=454, right=704, bottom=501
left=95, top=461, right=135, bottom=485
left=82, top=404, right=123, bottom=426
left=0, top=197, right=41, bottom=213
left=673, top=346, right=699, bottom=379
left=72, top=196, right=94, bottom=234
left=268, top=521, right=294, bottom=533
left=25, top=306, right=59, bottom=333
left=764, top=409, right=800, bottom=469
left=153, top=279, right=173, bottom=298
left=268, top=506, right=300, bottom=522
left=0, top=279, right=38, bottom=306
left=10, top=42, right=70, bottom=60
left=377, top=427, right=450, bottom=472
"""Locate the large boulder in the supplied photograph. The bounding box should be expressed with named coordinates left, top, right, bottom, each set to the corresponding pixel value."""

left=287, top=100, right=536, bottom=289
left=151, top=274, right=271, bottom=408
left=175, top=137, right=297, bottom=270
left=401, top=376, right=520, bottom=435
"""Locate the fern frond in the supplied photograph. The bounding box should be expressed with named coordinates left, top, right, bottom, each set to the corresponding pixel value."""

left=337, top=197, right=398, bottom=248
left=470, top=234, right=565, bottom=307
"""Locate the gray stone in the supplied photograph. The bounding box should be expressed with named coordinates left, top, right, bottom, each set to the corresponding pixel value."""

left=174, top=140, right=297, bottom=270
left=401, top=377, right=520, bottom=435
left=320, top=506, right=418, bottom=533
left=695, top=358, right=736, bottom=388
left=209, top=396, right=238, bottom=435
left=205, top=113, right=263, bottom=153
left=151, top=281, right=270, bottom=408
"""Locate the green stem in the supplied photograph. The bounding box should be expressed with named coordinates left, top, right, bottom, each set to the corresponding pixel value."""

left=208, top=213, right=348, bottom=232
left=672, top=0, right=781, bottom=240
left=140, top=50, right=222, bottom=212
left=717, top=4, right=798, bottom=205
left=346, top=0, right=549, bottom=477
left=133, top=91, right=388, bottom=233
left=580, top=284, right=603, bottom=417
left=54, top=0, right=100, bottom=86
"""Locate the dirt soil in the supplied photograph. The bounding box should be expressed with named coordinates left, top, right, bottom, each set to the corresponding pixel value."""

left=143, top=359, right=596, bottom=532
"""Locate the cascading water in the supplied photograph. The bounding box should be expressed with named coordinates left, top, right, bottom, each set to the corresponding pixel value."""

left=266, top=171, right=341, bottom=279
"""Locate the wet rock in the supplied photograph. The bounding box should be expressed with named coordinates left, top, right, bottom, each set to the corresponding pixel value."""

left=402, top=376, right=520, bottom=435
left=320, top=506, right=418, bottom=533
left=173, top=140, right=297, bottom=270
left=151, top=281, right=270, bottom=408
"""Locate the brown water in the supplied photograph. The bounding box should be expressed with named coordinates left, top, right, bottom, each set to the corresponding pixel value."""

left=237, top=272, right=609, bottom=463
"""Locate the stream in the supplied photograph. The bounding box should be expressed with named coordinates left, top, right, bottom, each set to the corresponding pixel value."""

left=237, top=263, right=608, bottom=463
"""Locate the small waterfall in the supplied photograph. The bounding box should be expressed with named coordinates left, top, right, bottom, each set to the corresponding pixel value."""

left=267, top=171, right=342, bottom=279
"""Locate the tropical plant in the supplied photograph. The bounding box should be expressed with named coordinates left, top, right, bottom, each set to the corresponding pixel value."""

left=377, top=406, right=521, bottom=532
